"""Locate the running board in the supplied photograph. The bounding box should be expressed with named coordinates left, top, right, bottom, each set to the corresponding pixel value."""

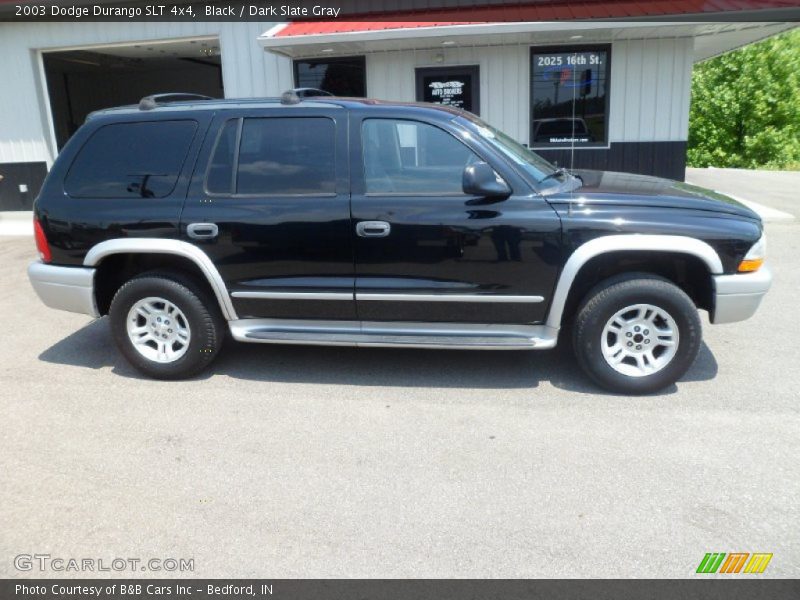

left=228, top=319, right=558, bottom=350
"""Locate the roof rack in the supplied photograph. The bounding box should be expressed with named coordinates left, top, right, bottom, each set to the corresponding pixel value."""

left=280, top=87, right=334, bottom=105
left=139, top=93, right=214, bottom=111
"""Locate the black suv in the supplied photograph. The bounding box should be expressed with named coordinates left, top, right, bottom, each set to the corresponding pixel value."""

left=28, top=92, right=771, bottom=393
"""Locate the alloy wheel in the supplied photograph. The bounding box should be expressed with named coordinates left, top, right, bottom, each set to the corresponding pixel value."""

left=126, top=296, right=191, bottom=364
left=600, top=303, right=679, bottom=378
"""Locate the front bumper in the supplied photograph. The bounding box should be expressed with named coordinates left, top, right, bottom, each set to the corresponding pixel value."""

left=711, top=264, right=772, bottom=324
left=28, top=261, right=99, bottom=318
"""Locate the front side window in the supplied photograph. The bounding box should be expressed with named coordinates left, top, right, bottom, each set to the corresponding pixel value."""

left=65, top=120, right=197, bottom=198
left=530, top=46, right=610, bottom=147
left=206, top=117, right=336, bottom=196
left=457, top=115, right=557, bottom=183
left=362, top=119, right=479, bottom=195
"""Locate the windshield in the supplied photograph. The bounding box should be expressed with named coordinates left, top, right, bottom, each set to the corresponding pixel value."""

left=455, top=115, right=559, bottom=183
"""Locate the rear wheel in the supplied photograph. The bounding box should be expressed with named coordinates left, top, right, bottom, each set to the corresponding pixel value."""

left=109, top=272, right=224, bottom=379
left=572, top=275, right=701, bottom=394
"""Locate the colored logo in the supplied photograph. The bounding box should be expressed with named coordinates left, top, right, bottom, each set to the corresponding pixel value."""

left=696, top=553, right=773, bottom=574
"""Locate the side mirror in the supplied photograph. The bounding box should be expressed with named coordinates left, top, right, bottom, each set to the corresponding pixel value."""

left=463, top=162, right=511, bottom=198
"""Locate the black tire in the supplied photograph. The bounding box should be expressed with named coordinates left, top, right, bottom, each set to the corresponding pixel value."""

left=572, top=274, right=702, bottom=394
left=108, top=272, right=225, bottom=379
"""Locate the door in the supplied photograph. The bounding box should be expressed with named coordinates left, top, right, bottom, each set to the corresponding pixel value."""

left=182, top=108, right=355, bottom=320
left=350, top=115, right=562, bottom=324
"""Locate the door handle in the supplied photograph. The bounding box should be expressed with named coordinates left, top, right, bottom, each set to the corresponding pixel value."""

left=186, top=222, right=219, bottom=240
left=356, top=221, right=391, bottom=238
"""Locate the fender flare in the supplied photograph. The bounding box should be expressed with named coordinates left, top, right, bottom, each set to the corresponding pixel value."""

left=545, top=234, right=723, bottom=330
left=84, top=239, right=238, bottom=321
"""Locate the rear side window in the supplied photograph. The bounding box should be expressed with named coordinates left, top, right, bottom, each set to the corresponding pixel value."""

left=205, top=117, right=336, bottom=196
left=65, top=120, right=197, bottom=198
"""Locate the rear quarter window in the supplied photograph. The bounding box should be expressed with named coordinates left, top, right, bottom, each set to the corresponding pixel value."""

left=64, top=120, right=198, bottom=198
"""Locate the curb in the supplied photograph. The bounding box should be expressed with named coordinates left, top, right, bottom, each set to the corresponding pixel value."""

left=0, top=211, right=33, bottom=236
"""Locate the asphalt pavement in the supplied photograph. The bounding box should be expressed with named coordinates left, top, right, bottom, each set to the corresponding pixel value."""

left=1, top=173, right=798, bottom=578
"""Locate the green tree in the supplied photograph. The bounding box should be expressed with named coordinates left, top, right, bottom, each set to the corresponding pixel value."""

left=687, top=28, right=800, bottom=169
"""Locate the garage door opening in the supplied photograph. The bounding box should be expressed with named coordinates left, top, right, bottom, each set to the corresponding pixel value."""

left=43, top=38, right=223, bottom=151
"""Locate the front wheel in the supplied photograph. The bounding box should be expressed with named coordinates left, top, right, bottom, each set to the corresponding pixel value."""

left=109, top=272, right=224, bottom=379
left=572, top=275, right=702, bottom=394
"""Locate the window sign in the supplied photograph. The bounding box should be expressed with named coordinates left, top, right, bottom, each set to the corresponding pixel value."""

left=428, top=80, right=465, bottom=107
left=416, top=66, right=480, bottom=115
left=530, top=46, right=610, bottom=147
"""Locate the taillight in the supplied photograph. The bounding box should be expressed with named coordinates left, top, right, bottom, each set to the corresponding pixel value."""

left=33, top=218, right=52, bottom=263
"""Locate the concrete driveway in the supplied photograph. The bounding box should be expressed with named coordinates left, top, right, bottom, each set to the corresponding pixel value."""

left=1, top=185, right=798, bottom=578
left=686, top=167, right=797, bottom=221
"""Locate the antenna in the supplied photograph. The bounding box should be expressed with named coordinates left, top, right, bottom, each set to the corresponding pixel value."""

left=568, top=52, right=578, bottom=214
left=570, top=52, right=577, bottom=180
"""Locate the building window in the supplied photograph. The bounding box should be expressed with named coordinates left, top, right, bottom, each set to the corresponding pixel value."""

left=293, top=56, right=366, bottom=97
left=530, top=45, right=610, bottom=147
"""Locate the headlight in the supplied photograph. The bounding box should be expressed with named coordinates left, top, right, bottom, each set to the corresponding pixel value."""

left=738, top=233, right=766, bottom=272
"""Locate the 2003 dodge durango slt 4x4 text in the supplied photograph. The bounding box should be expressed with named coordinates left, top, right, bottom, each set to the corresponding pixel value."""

left=27, top=91, right=772, bottom=394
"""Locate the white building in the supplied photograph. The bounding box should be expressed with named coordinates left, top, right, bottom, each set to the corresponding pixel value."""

left=0, top=0, right=795, bottom=211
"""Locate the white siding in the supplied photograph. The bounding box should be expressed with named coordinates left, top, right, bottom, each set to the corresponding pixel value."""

left=365, top=37, right=694, bottom=146
left=610, top=37, right=693, bottom=143
left=0, top=21, right=293, bottom=165
left=366, top=44, right=530, bottom=143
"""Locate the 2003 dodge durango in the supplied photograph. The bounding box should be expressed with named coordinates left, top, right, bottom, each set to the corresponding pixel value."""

left=27, top=91, right=772, bottom=394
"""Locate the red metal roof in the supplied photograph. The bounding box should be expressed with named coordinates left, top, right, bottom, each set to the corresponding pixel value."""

left=273, top=0, right=799, bottom=37
left=274, top=21, right=476, bottom=36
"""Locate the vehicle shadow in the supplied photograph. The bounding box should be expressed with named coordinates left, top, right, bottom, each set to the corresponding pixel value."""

left=38, top=318, right=719, bottom=395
